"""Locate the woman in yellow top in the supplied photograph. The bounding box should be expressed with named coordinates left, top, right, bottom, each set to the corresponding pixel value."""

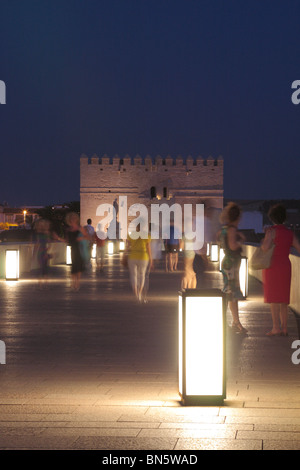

left=126, top=228, right=153, bottom=302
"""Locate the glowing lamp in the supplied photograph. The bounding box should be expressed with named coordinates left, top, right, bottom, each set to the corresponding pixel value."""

left=108, top=241, right=114, bottom=255
left=66, top=245, right=72, bottom=265
left=206, top=243, right=210, bottom=257
left=6, top=249, right=19, bottom=280
left=178, top=289, right=226, bottom=405
left=119, top=241, right=125, bottom=252
left=210, top=243, right=219, bottom=262
left=92, top=243, right=96, bottom=259
left=219, top=248, right=225, bottom=271
left=239, top=256, right=248, bottom=299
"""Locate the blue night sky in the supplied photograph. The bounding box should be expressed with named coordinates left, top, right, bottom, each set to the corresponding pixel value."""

left=1, top=0, right=300, bottom=207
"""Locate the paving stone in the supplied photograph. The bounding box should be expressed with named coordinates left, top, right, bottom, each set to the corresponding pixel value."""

left=263, top=440, right=300, bottom=450
left=175, top=438, right=262, bottom=450
left=0, top=256, right=299, bottom=450
left=71, top=436, right=178, bottom=450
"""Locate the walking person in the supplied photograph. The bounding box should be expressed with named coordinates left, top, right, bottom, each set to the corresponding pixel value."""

left=165, top=221, right=180, bottom=272
left=33, top=218, right=52, bottom=289
left=125, top=223, right=153, bottom=302
left=65, top=212, right=88, bottom=291
left=84, top=218, right=95, bottom=267
left=181, top=237, right=197, bottom=289
left=192, top=201, right=213, bottom=288
left=219, top=202, right=247, bottom=334
left=95, top=226, right=106, bottom=272
left=149, top=223, right=163, bottom=271
left=261, top=204, right=300, bottom=336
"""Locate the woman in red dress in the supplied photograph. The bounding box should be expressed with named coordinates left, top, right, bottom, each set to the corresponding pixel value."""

left=262, top=204, right=300, bottom=336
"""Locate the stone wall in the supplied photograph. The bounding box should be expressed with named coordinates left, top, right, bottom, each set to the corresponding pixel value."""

left=80, top=154, right=224, bottom=229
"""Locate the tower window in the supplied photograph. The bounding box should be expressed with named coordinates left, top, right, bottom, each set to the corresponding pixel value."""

left=150, top=186, right=157, bottom=199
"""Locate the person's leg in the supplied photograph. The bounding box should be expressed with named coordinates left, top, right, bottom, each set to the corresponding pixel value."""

left=168, top=253, right=173, bottom=271
left=128, top=259, right=138, bottom=298
left=229, top=300, right=247, bottom=333
left=137, top=260, right=149, bottom=301
left=165, top=251, right=169, bottom=271
left=71, top=272, right=80, bottom=291
left=267, top=303, right=281, bottom=335
left=280, top=303, right=288, bottom=335
left=184, top=257, right=196, bottom=288
left=173, top=251, right=178, bottom=270
left=229, top=300, right=239, bottom=325
left=193, top=254, right=205, bottom=288
left=142, top=262, right=150, bottom=302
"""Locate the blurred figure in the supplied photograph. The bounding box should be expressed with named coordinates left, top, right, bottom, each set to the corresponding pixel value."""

left=65, top=212, right=88, bottom=291
left=95, top=225, right=107, bottom=272
left=33, top=218, right=52, bottom=289
left=84, top=218, right=95, bottom=267
left=142, top=224, right=163, bottom=302
left=149, top=223, right=163, bottom=271
left=219, top=202, right=247, bottom=334
left=261, top=204, right=300, bottom=336
left=192, top=201, right=213, bottom=288
left=181, top=236, right=197, bottom=289
left=125, top=223, right=153, bottom=302
left=165, top=220, right=180, bottom=272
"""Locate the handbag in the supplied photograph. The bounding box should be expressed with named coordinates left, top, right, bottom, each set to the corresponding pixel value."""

left=250, top=245, right=274, bottom=270
left=250, top=229, right=275, bottom=270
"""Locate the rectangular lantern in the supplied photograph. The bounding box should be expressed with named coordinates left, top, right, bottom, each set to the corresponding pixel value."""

left=219, top=247, right=225, bottom=271
left=119, top=241, right=125, bottom=252
left=210, top=243, right=219, bottom=262
left=179, top=289, right=226, bottom=405
left=6, top=249, right=19, bottom=280
left=66, top=245, right=72, bottom=265
left=91, top=243, right=97, bottom=259
left=206, top=242, right=210, bottom=257
left=239, top=256, right=249, bottom=299
left=108, top=241, right=114, bottom=255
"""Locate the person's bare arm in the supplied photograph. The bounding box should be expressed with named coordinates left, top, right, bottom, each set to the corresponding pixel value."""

left=292, top=234, right=300, bottom=254
left=147, top=241, right=153, bottom=269
left=261, top=228, right=274, bottom=252
left=227, top=226, right=242, bottom=251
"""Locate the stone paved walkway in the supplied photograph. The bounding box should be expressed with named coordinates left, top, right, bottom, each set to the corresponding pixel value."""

left=0, top=254, right=300, bottom=450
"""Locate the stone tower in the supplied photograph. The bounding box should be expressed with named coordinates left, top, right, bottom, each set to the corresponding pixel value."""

left=80, top=154, right=223, bottom=231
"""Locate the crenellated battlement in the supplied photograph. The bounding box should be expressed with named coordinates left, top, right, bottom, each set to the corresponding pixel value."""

left=80, top=153, right=223, bottom=168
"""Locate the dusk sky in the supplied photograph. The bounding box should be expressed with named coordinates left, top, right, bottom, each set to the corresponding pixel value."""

left=1, top=0, right=300, bottom=207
